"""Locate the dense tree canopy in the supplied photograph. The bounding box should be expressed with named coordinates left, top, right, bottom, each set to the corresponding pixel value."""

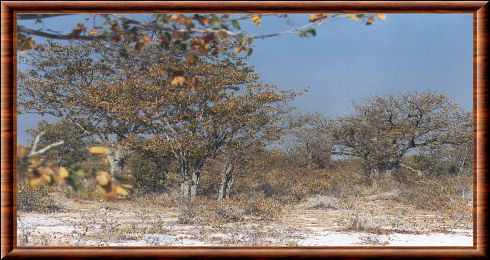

left=18, top=38, right=299, bottom=201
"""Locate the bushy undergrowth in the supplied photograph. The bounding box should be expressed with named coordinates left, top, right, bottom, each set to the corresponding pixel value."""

left=17, top=182, right=61, bottom=213
left=229, top=154, right=366, bottom=204
left=17, top=142, right=473, bottom=231
left=399, top=170, right=472, bottom=224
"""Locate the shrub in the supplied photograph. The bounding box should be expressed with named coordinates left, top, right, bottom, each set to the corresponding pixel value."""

left=241, top=195, right=282, bottom=220
left=124, top=151, right=172, bottom=193
left=399, top=172, right=472, bottom=225
left=17, top=181, right=61, bottom=213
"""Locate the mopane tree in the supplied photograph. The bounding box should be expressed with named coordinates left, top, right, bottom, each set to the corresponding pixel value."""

left=287, top=113, right=333, bottom=169
left=132, top=47, right=298, bottom=201
left=216, top=94, right=294, bottom=200
left=414, top=111, right=473, bottom=177
left=331, top=90, right=467, bottom=188
left=17, top=40, right=168, bottom=180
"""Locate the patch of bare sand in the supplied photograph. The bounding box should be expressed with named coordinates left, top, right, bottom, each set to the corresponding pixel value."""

left=17, top=197, right=472, bottom=246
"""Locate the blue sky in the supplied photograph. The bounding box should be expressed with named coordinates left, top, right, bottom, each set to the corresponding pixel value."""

left=17, top=13, right=473, bottom=145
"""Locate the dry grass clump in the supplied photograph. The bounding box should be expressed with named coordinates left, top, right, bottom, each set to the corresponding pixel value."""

left=132, top=192, right=180, bottom=209
left=345, top=211, right=388, bottom=233
left=177, top=195, right=282, bottom=225
left=305, top=195, right=340, bottom=210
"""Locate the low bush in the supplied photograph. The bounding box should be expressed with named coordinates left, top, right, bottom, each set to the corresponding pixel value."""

left=399, top=171, right=472, bottom=225
left=17, top=181, right=62, bottom=213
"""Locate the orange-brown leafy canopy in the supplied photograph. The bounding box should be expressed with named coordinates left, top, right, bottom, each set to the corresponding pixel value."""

left=18, top=39, right=300, bottom=200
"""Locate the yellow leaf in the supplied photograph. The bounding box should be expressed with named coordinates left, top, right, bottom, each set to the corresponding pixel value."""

left=41, top=174, right=52, bottom=183
left=170, top=76, right=186, bottom=86
left=346, top=14, right=358, bottom=21
left=97, top=185, right=117, bottom=201
left=142, top=36, right=150, bottom=45
left=89, top=146, right=110, bottom=155
left=17, top=144, right=26, bottom=159
left=169, top=14, right=179, bottom=22
left=58, top=167, right=69, bottom=179
left=121, top=184, right=133, bottom=189
left=116, top=186, right=128, bottom=196
left=29, top=177, right=44, bottom=188
left=96, top=171, right=111, bottom=186
left=309, top=14, right=327, bottom=24
left=252, top=15, right=261, bottom=26
left=376, top=14, right=386, bottom=21
left=20, top=37, right=35, bottom=53
left=235, top=46, right=244, bottom=53
left=36, top=166, right=55, bottom=176
left=366, top=16, right=375, bottom=25
left=89, top=29, right=97, bottom=36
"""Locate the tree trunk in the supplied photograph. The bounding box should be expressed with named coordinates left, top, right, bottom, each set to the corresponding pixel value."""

left=218, top=161, right=235, bottom=200
left=370, top=169, right=380, bottom=191
left=457, top=149, right=469, bottom=175
left=181, top=179, right=191, bottom=200
left=190, top=171, right=200, bottom=201
left=107, top=145, right=127, bottom=181
left=179, top=162, right=200, bottom=202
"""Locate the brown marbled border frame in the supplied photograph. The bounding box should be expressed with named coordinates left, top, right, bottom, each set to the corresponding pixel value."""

left=1, top=1, right=488, bottom=259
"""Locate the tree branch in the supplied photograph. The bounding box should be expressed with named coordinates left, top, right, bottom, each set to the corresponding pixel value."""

left=400, top=163, right=424, bottom=177
left=17, top=14, right=73, bottom=20
left=28, top=131, right=65, bottom=157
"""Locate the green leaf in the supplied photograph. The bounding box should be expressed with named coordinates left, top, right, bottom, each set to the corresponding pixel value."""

left=159, top=14, right=170, bottom=23
left=232, top=20, right=241, bottom=30
left=346, top=14, right=357, bottom=21
left=220, top=24, right=229, bottom=30
left=247, top=48, right=253, bottom=56
left=299, top=28, right=316, bottom=37
left=118, top=48, right=129, bottom=57
left=209, top=14, right=221, bottom=26
left=306, top=28, right=316, bottom=36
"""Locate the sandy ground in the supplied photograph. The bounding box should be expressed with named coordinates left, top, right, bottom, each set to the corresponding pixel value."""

left=17, top=197, right=473, bottom=247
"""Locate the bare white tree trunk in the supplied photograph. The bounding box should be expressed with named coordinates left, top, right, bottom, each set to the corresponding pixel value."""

left=179, top=163, right=200, bottom=202
left=27, top=131, right=64, bottom=157
left=218, top=161, right=235, bottom=200
left=107, top=145, right=128, bottom=180
left=370, top=169, right=379, bottom=191
left=189, top=171, right=200, bottom=201
left=181, top=179, right=191, bottom=200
